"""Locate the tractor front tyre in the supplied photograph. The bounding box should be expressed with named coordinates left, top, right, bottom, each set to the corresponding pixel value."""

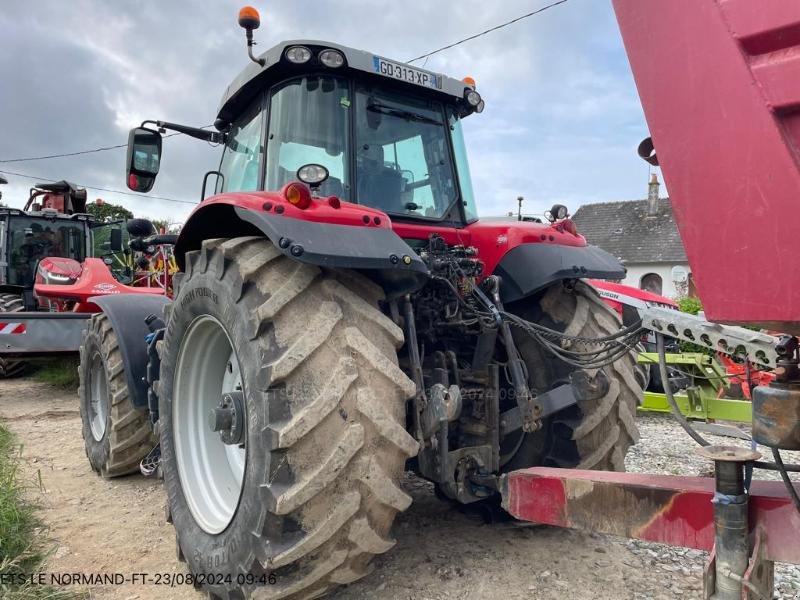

left=0, top=293, right=27, bottom=378
left=157, top=237, right=418, bottom=599
left=78, top=313, right=156, bottom=477
left=506, top=280, right=642, bottom=472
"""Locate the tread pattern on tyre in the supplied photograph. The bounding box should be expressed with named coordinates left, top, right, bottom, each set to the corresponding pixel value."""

left=159, top=237, right=418, bottom=599
left=0, top=293, right=26, bottom=378
left=515, top=281, right=641, bottom=472
left=78, top=313, right=156, bottom=477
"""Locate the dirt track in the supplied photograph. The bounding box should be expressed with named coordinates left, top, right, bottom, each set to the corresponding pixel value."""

left=0, top=377, right=715, bottom=600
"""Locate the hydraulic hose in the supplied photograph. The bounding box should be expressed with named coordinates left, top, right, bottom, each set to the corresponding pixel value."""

left=656, top=332, right=710, bottom=447
left=655, top=335, right=800, bottom=515
left=772, top=447, right=800, bottom=514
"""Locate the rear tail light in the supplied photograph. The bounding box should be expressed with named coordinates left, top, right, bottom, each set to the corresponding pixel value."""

left=282, top=182, right=312, bottom=210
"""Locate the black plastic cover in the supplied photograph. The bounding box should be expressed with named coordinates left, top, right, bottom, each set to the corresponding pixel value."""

left=91, top=294, right=170, bottom=409
left=234, top=206, right=429, bottom=297
left=495, top=243, right=626, bottom=303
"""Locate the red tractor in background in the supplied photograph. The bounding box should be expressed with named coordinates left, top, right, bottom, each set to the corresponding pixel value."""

left=0, top=177, right=124, bottom=376
left=65, top=7, right=645, bottom=598
left=0, top=174, right=177, bottom=377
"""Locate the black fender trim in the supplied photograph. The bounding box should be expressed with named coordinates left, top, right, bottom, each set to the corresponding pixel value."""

left=233, top=206, right=429, bottom=297
left=495, top=243, right=626, bottom=303
left=91, top=294, right=170, bottom=409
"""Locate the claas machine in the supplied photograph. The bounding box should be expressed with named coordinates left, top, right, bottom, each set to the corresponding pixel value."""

left=69, top=2, right=800, bottom=599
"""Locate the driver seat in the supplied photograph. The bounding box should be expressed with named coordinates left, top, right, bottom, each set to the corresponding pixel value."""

left=357, top=144, right=403, bottom=213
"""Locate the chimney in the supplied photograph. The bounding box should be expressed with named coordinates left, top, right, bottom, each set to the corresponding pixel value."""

left=647, top=173, right=660, bottom=216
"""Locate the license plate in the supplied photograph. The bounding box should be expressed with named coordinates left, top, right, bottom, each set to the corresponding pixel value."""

left=372, top=56, right=442, bottom=90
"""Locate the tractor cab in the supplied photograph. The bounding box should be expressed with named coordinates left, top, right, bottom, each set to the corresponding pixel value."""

left=0, top=182, right=94, bottom=293
left=127, top=29, right=483, bottom=226
left=0, top=180, right=126, bottom=304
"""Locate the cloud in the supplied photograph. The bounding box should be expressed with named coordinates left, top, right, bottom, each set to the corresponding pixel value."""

left=0, top=0, right=653, bottom=224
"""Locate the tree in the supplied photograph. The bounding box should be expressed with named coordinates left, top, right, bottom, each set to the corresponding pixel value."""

left=87, top=199, right=133, bottom=222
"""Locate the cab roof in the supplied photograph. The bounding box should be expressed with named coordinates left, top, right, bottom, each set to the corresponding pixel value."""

left=216, top=39, right=475, bottom=124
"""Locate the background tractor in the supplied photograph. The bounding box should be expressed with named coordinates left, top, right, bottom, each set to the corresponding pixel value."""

left=0, top=176, right=176, bottom=376
left=0, top=177, right=113, bottom=376
left=73, top=7, right=644, bottom=599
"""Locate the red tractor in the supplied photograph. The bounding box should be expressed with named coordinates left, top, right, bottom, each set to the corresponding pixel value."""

left=0, top=178, right=138, bottom=376
left=73, top=8, right=642, bottom=598
left=0, top=173, right=177, bottom=378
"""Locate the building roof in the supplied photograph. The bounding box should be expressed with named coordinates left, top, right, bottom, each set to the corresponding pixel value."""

left=571, top=198, right=687, bottom=264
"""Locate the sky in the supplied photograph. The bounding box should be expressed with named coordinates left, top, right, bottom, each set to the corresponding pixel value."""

left=0, top=0, right=655, bottom=224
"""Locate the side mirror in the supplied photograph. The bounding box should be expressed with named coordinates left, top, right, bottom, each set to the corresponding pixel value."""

left=126, top=127, right=162, bottom=193
left=109, top=227, right=123, bottom=252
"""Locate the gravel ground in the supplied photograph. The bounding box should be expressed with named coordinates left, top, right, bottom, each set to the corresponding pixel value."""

left=627, top=415, right=800, bottom=600
left=2, top=378, right=800, bottom=599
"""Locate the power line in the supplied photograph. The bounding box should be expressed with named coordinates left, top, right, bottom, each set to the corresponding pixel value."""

left=407, top=0, right=569, bottom=64
left=0, top=142, right=128, bottom=164
left=0, top=126, right=212, bottom=164
left=0, top=132, right=174, bottom=164
left=0, top=168, right=196, bottom=205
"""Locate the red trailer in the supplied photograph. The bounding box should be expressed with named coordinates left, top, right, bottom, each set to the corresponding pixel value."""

left=501, top=3, right=800, bottom=598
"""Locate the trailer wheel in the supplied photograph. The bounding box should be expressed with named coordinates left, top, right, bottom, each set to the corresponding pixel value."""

left=157, top=237, right=417, bottom=599
left=0, top=293, right=27, bottom=378
left=78, top=313, right=156, bottom=477
left=505, top=280, right=641, bottom=472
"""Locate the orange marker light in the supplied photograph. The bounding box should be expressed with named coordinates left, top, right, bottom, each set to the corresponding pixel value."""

left=238, top=6, right=261, bottom=30
left=462, top=76, right=476, bottom=88
left=283, top=182, right=312, bottom=209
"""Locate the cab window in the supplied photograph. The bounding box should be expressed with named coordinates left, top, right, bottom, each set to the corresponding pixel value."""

left=265, top=76, right=350, bottom=198
left=7, top=217, right=86, bottom=287
left=217, top=97, right=264, bottom=193
left=354, top=86, right=457, bottom=219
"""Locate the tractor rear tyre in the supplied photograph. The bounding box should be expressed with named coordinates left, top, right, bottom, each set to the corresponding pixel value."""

left=505, top=280, right=641, bottom=472
left=78, top=313, right=156, bottom=477
left=157, top=237, right=418, bottom=599
left=0, top=293, right=27, bottom=378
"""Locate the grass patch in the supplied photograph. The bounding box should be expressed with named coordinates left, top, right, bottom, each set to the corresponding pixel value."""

left=0, top=424, right=80, bottom=599
left=31, top=359, right=79, bottom=390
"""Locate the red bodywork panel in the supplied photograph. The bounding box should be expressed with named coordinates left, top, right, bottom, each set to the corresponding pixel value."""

left=200, top=186, right=394, bottom=230
left=613, top=1, right=800, bottom=331
left=504, top=467, right=800, bottom=565
left=588, top=279, right=678, bottom=309
left=35, top=257, right=165, bottom=312
left=589, top=278, right=678, bottom=318
left=192, top=187, right=587, bottom=281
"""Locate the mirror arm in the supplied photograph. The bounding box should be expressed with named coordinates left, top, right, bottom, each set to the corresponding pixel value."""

left=141, top=120, right=225, bottom=144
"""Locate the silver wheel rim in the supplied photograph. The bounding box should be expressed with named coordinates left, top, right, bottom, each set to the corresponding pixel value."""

left=88, top=352, right=109, bottom=441
left=174, top=316, right=246, bottom=534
